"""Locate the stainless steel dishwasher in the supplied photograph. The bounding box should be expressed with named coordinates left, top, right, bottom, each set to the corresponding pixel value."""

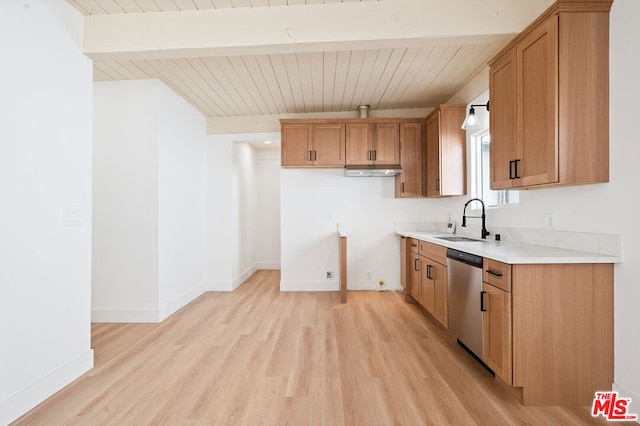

left=447, top=248, right=485, bottom=363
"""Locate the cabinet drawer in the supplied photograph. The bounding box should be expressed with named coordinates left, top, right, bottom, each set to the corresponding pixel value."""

left=408, top=238, right=420, bottom=254
left=483, top=258, right=512, bottom=292
left=419, top=241, right=447, bottom=265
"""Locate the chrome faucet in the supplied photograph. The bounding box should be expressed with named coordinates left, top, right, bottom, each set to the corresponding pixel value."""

left=462, top=198, right=490, bottom=239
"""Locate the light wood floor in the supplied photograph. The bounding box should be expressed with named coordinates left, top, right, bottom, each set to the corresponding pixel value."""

left=15, top=270, right=607, bottom=425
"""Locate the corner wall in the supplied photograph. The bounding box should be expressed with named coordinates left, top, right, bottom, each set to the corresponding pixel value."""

left=93, top=79, right=207, bottom=322
left=0, top=2, right=94, bottom=423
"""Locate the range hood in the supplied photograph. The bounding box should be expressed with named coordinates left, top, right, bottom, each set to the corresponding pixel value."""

left=344, top=164, right=402, bottom=177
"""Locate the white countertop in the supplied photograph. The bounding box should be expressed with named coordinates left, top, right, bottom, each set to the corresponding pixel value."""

left=397, top=231, right=621, bottom=264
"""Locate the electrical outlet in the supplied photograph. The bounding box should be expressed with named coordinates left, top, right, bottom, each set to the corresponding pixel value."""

left=365, top=270, right=372, bottom=280
left=326, top=271, right=334, bottom=279
left=543, top=213, right=556, bottom=228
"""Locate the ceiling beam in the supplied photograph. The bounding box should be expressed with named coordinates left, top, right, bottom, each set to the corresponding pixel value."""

left=82, top=0, right=554, bottom=61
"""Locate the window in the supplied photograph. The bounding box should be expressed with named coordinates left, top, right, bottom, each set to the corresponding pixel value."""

left=470, top=131, right=518, bottom=207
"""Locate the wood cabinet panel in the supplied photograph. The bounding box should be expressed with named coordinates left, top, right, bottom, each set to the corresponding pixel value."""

left=408, top=238, right=419, bottom=254
left=314, top=123, right=346, bottom=167
left=420, top=261, right=434, bottom=312
left=489, top=51, right=517, bottom=190
left=516, top=16, right=558, bottom=186
left=400, top=236, right=407, bottom=293
left=373, top=123, right=400, bottom=165
left=408, top=252, right=422, bottom=302
left=426, top=112, right=441, bottom=197
left=483, top=258, right=512, bottom=292
left=482, top=283, right=512, bottom=385
left=426, top=105, right=466, bottom=197
left=511, top=263, right=613, bottom=405
left=345, top=123, right=373, bottom=165
left=418, top=241, right=447, bottom=265
left=281, top=124, right=314, bottom=166
left=431, top=262, right=448, bottom=328
left=396, top=122, right=425, bottom=198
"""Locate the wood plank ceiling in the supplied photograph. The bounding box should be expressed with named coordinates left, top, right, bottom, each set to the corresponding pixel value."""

left=68, top=0, right=508, bottom=118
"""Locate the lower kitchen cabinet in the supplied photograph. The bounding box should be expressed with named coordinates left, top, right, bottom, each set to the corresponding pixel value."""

left=401, top=238, right=614, bottom=406
left=481, top=259, right=613, bottom=406
left=482, top=282, right=512, bottom=384
left=406, top=240, right=448, bottom=329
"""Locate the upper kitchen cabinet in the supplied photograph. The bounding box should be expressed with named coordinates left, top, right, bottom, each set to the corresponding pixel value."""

left=346, top=122, right=400, bottom=166
left=395, top=122, right=425, bottom=198
left=281, top=121, right=346, bottom=167
left=425, top=105, right=467, bottom=197
left=488, top=0, right=612, bottom=190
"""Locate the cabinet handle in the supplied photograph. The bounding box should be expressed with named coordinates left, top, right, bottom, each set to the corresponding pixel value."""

left=426, top=265, right=433, bottom=280
left=313, top=150, right=317, bottom=161
left=373, top=150, right=377, bottom=161
left=435, top=178, right=440, bottom=191
left=486, top=269, right=503, bottom=277
left=509, top=160, right=515, bottom=179
left=411, top=243, right=418, bottom=248
left=414, top=259, right=419, bottom=271
left=480, top=291, right=487, bottom=312
left=368, top=150, right=372, bottom=160
left=310, top=150, right=313, bottom=161
left=402, top=182, right=405, bottom=193
left=514, top=159, right=521, bottom=179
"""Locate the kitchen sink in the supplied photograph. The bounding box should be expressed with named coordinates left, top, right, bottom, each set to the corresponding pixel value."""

left=435, top=236, right=479, bottom=242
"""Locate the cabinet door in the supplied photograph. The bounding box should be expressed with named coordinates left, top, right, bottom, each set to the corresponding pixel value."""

left=490, top=50, right=517, bottom=189
left=409, top=252, right=422, bottom=302
left=396, top=122, right=424, bottom=198
left=400, top=237, right=407, bottom=292
left=345, top=123, right=373, bottom=165
left=314, top=123, right=346, bottom=167
left=439, top=106, right=467, bottom=196
left=421, top=261, right=435, bottom=313
left=281, top=124, right=313, bottom=166
left=373, top=123, right=400, bottom=165
left=516, top=16, right=558, bottom=187
left=483, top=283, right=512, bottom=384
left=426, top=112, right=442, bottom=197
left=431, top=262, right=448, bottom=328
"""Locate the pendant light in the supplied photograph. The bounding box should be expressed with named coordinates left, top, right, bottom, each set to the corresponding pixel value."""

left=461, top=101, right=490, bottom=131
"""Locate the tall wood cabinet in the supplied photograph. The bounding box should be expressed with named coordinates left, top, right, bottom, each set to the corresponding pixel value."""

left=425, top=105, right=467, bottom=197
left=488, top=0, right=611, bottom=190
left=395, top=122, right=425, bottom=198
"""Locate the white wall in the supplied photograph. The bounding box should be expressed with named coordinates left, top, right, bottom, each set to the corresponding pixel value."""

left=93, top=80, right=160, bottom=319
left=0, top=2, right=94, bottom=424
left=93, top=79, right=207, bottom=322
left=254, top=150, right=281, bottom=269
left=446, top=0, right=640, bottom=411
left=280, top=169, right=447, bottom=291
left=233, top=143, right=257, bottom=281
left=206, top=133, right=281, bottom=289
left=157, top=83, right=207, bottom=318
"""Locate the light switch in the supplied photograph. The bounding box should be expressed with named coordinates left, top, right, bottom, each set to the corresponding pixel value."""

left=63, top=208, right=82, bottom=227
